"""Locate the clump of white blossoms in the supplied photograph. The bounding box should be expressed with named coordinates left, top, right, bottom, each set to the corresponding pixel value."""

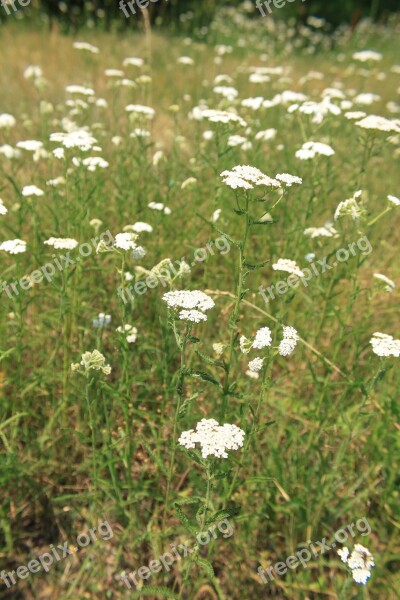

left=355, top=115, right=400, bottom=133
left=178, top=419, right=245, bottom=459
left=253, top=326, right=273, bottom=349
left=163, top=290, right=215, bottom=311
left=44, top=237, right=79, bottom=250
left=220, top=165, right=281, bottom=190
left=93, top=313, right=111, bottom=329
left=295, top=141, right=335, bottom=160
left=373, top=273, right=395, bottom=293
left=73, top=41, right=100, bottom=54
left=387, top=194, right=400, bottom=207
left=304, top=222, right=338, bottom=238
left=0, top=239, right=27, bottom=254
left=352, top=50, right=382, bottom=62
left=334, top=190, right=364, bottom=221
left=275, top=173, right=303, bottom=187
left=50, top=129, right=98, bottom=151
left=0, top=199, right=8, bottom=216
left=22, top=185, right=44, bottom=197
left=116, top=324, right=138, bottom=344
left=338, top=544, right=375, bottom=585
left=71, top=350, right=111, bottom=376
left=272, top=258, right=304, bottom=278
left=278, top=327, right=299, bottom=357
left=370, top=332, right=400, bottom=357
left=114, top=232, right=139, bottom=251
left=248, top=357, right=264, bottom=373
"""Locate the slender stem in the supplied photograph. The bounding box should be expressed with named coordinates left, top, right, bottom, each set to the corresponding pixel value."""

left=221, top=194, right=251, bottom=419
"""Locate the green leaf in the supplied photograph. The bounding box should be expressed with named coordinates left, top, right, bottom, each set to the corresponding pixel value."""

left=196, top=351, right=226, bottom=370
left=174, top=502, right=198, bottom=535
left=205, top=506, right=241, bottom=525
left=190, top=371, right=220, bottom=386
left=243, top=259, right=270, bottom=271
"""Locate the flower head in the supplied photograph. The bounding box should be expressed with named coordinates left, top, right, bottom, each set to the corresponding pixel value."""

left=370, top=332, right=400, bottom=357
left=178, top=419, right=245, bottom=459
left=0, top=239, right=27, bottom=254
left=337, top=544, right=374, bottom=585
left=278, top=326, right=299, bottom=357
left=71, top=350, right=111, bottom=376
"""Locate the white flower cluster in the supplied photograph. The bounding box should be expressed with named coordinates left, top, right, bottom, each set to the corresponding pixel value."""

left=114, top=232, right=139, bottom=251
left=178, top=419, right=245, bottom=459
left=355, top=115, right=400, bottom=133
left=272, top=258, right=304, bottom=278
left=338, top=544, right=375, bottom=585
left=0, top=239, right=27, bottom=254
left=44, top=237, right=79, bottom=250
left=0, top=199, right=8, bottom=216
left=253, top=326, right=273, bottom=349
left=50, top=129, right=98, bottom=151
left=162, top=290, right=215, bottom=323
left=220, top=165, right=281, bottom=190
left=370, top=332, right=400, bottom=357
left=71, top=349, right=111, bottom=376
left=278, top=326, right=299, bottom=357
left=373, top=274, right=395, bottom=293
left=295, top=141, right=335, bottom=160
left=116, top=324, right=138, bottom=344
left=93, top=313, right=111, bottom=329
left=334, top=190, right=364, bottom=221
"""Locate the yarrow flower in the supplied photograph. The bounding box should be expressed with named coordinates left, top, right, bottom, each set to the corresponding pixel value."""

left=162, top=290, right=215, bottom=312
left=352, top=50, right=382, bottom=62
left=178, top=419, right=245, bottom=459
left=253, top=326, right=272, bottom=349
left=387, top=194, right=400, bottom=206
left=278, top=326, right=299, bottom=357
left=373, top=273, right=395, bottom=293
left=334, top=190, right=364, bottom=221
left=220, top=165, right=280, bottom=190
left=0, top=239, right=27, bottom=254
left=275, top=173, right=303, bottom=187
left=0, top=199, right=7, bottom=215
left=44, top=237, right=79, bottom=250
left=370, top=332, right=400, bottom=357
left=355, top=115, right=400, bottom=133
left=114, top=232, right=139, bottom=251
left=295, top=141, right=335, bottom=160
left=248, top=357, right=264, bottom=373
left=22, top=185, right=44, bottom=197
left=93, top=313, right=111, bottom=329
left=338, top=544, right=375, bottom=585
left=116, top=324, right=138, bottom=343
left=71, top=349, right=111, bottom=376
left=179, top=309, right=208, bottom=323
left=272, top=258, right=304, bottom=278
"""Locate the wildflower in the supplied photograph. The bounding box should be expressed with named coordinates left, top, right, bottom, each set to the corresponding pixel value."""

left=275, top=173, right=302, bottom=187
left=81, top=157, right=109, bottom=172
left=123, top=57, right=144, bottom=68
left=178, top=56, right=194, bottom=65
left=179, top=309, right=208, bottom=323
left=130, top=222, right=153, bottom=234
left=148, top=202, right=171, bottom=215
left=181, top=177, right=197, bottom=190
left=125, top=104, right=155, bottom=119
left=0, top=145, right=20, bottom=159
left=240, top=335, right=252, bottom=354
left=105, top=69, right=124, bottom=78
left=373, top=274, right=395, bottom=293
left=338, top=544, right=374, bottom=585
left=162, top=290, right=215, bottom=312
left=246, top=369, right=259, bottom=380
left=66, top=85, right=95, bottom=96
left=212, top=343, right=224, bottom=357
left=71, top=350, right=111, bottom=376
left=221, top=165, right=280, bottom=190
left=117, top=324, right=138, bottom=343
left=388, top=195, right=400, bottom=206
left=212, top=209, right=221, bottom=222
left=248, top=357, right=264, bottom=373
left=93, top=313, right=111, bottom=329
left=50, top=130, right=98, bottom=151
left=0, top=114, right=16, bottom=129
left=16, top=140, right=43, bottom=152
left=0, top=239, right=27, bottom=254
left=304, top=222, right=337, bottom=238
left=73, top=41, right=100, bottom=54
left=370, top=332, right=400, bottom=357
left=352, top=50, right=382, bottom=62
left=178, top=419, right=245, bottom=459
left=23, top=65, right=43, bottom=80
left=213, top=86, right=239, bottom=101
left=355, top=115, right=400, bottom=133
left=114, top=232, right=138, bottom=251
left=131, top=246, right=146, bottom=260
left=46, top=177, right=66, bottom=187
left=0, top=199, right=8, bottom=216
left=278, top=326, right=299, bottom=357
left=255, top=128, right=277, bottom=142
left=296, top=141, right=335, bottom=160
left=345, top=111, right=367, bottom=120
left=272, top=258, right=304, bottom=278
left=44, top=237, right=79, bottom=250
left=334, top=190, right=364, bottom=221
left=22, top=185, right=44, bottom=197
left=253, top=327, right=272, bottom=349
left=202, top=109, right=247, bottom=127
